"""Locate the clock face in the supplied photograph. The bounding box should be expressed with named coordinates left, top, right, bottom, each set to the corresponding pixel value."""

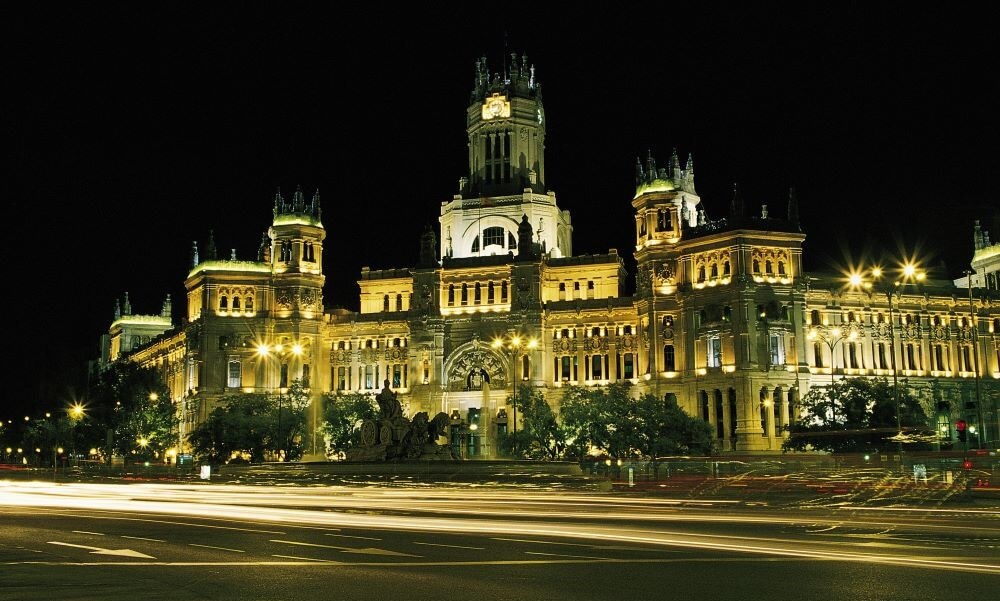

left=481, top=93, right=510, bottom=120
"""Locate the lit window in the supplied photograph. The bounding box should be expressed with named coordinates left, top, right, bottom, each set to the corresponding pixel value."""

left=227, top=360, right=241, bottom=388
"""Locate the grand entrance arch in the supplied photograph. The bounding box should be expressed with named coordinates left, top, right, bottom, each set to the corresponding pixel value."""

left=442, top=341, right=511, bottom=459
left=444, top=341, right=509, bottom=392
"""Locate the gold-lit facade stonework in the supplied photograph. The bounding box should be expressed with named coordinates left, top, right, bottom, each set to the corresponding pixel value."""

left=103, top=55, right=999, bottom=454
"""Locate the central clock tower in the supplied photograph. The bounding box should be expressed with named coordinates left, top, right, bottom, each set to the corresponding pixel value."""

left=464, top=53, right=546, bottom=197
left=440, top=54, right=571, bottom=260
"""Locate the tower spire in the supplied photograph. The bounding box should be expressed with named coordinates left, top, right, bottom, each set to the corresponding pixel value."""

left=273, top=187, right=283, bottom=218
left=787, top=186, right=800, bottom=230
left=206, top=230, right=218, bottom=261
left=191, top=240, right=199, bottom=267
left=730, top=183, right=744, bottom=219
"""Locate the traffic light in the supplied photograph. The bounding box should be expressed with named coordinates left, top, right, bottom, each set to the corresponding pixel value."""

left=956, top=419, right=967, bottom=443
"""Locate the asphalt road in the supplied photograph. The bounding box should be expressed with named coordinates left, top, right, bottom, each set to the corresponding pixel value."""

left=1, top=481, right=997, bottom=600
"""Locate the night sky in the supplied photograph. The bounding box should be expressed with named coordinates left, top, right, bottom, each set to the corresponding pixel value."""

left=5, top=5, right=998, bottom=419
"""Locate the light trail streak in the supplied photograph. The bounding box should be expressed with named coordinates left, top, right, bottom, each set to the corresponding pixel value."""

left=2, top=481, right=998, bottom=574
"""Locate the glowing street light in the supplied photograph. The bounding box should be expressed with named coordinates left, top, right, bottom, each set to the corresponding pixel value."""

left=492, top=333, right=539, bottom=457
left=849, top=261, right=926, bottom=459
left=257, top=340, right=304, bottom=460
left=68, top=403, right=85, bottom=420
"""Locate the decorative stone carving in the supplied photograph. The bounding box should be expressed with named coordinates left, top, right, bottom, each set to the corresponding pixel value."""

left=275, top=287, right=294, bottom=310
left=447, top=347, right=506, bottom=387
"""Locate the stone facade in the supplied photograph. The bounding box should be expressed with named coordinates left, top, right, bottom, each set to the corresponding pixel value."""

left=102, top=55, right=1000, bottom=455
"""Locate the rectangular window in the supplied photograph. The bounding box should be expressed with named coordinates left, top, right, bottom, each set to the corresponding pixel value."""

left=907, top=344, right=916, bottom=370
left=848, top=344, right=858, bottom=369
left=624, top=353, right=634, bottom=379
left=337, top=367, right=346, bottom=391
left=392, top=364, right=402, bottom=388
left=707, top=337, right=722, bottom=368
left=592, top=355, right=602, bottom=380
left=769, top=334, right=785, bottom=367
left=227, top=360, right=241, bottom=389
left=280, top=363, right=289, bottom=388
left=302, top=364, right=310, bottom=387
left=561, top=356, right=571, bottom=381
left=814, top=342, right=824, bottom=368
left=664, top=345, right=675, bottom=371
left=365, top=365, right=373, bottom=389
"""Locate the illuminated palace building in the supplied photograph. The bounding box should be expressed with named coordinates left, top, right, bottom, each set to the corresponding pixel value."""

left=102, top=55, right=1000, bottom=454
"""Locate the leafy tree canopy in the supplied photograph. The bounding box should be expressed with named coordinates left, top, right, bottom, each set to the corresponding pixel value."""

left=783, top=377, right=930, bottom=453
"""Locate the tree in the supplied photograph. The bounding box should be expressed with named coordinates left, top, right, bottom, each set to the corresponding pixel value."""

left=188, top=394, right=274, bottom=464
left=503, top=385, right=563, bottom=459
left=321, top=391, right=378, bottom=458
left=633, top=393, right=714, bottom=457
left=783, top=377, right=930, bottom=453
left=559, top=382, right=713, bottom=460
left=87, top=361, right=175, bottom=463
left=187, top=380, right=310, bottom=464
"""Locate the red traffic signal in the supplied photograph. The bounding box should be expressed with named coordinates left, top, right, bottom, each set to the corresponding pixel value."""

left=955, top=419, right=967, bottom=431
left=962, top=459, right=973, bottom=470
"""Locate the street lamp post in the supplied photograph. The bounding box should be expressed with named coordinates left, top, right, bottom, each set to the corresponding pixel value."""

left=257, top=341, right=303, bottom=461
left=492, top=334, right=538, bottom=457
left=963, top=270, right=986, bottom=449
left=852, top=263, right=925, bottom=461
left=807, top=325, right=856, bottom=422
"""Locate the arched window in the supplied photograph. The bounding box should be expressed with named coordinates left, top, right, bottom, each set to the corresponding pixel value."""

left=232, top=296, right=241, bottom=310
left=383, top=295, right=390, bottom=312
left=710, top=263, right=719, bottom=279
left=501, top=281, right=508, bottom=302
left=396, top=294, right=403, bottom=311
left=698, top=265, right=706, bottom=282
left=482, top=227, right=504, bottom=248
left=220, top=295, right=228, bottom=310
left=723, top=261, right=731, bottom=276
left=448, top=284, right=455, bottom=306
left=765, top=260, right=773, bottom=275
left=245, top=296, right=254, bottom=312
left=752, top=259, right=760, bottom=273
left=778, top=261, right=786, bottom=275
left=810, top=309, right=821, bottom=325
left=508, top=231, right=517, bottom=249
left=488, top=281, right=495, bottom=303
left=474, top=282, right=481, bottom=304
left=471, top=236, right=480, bottom=253
left=461, top=283, right=468, bottom=305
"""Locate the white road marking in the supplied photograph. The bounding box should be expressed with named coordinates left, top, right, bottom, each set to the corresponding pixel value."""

left=71, top=531, right=104, bottom=536
left=271, top=554, right=338, bottom=563
left=47, top=541, right=155, bottom=559
left=324, top=533, right=381, bottom=541
left=189, top=544, right=245, bottom=553
left=412, top=541, right=485, bottom=550
left=271, top=539, right=418, bottom=557
left=121, top=536, right=164, bottom=542
left=525, top=551, right=611, bottom=560
left=271, top=539, right=346, bottom=550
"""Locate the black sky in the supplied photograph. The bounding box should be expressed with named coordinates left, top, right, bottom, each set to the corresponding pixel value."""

left=4, top=5, right=998, bottom=419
